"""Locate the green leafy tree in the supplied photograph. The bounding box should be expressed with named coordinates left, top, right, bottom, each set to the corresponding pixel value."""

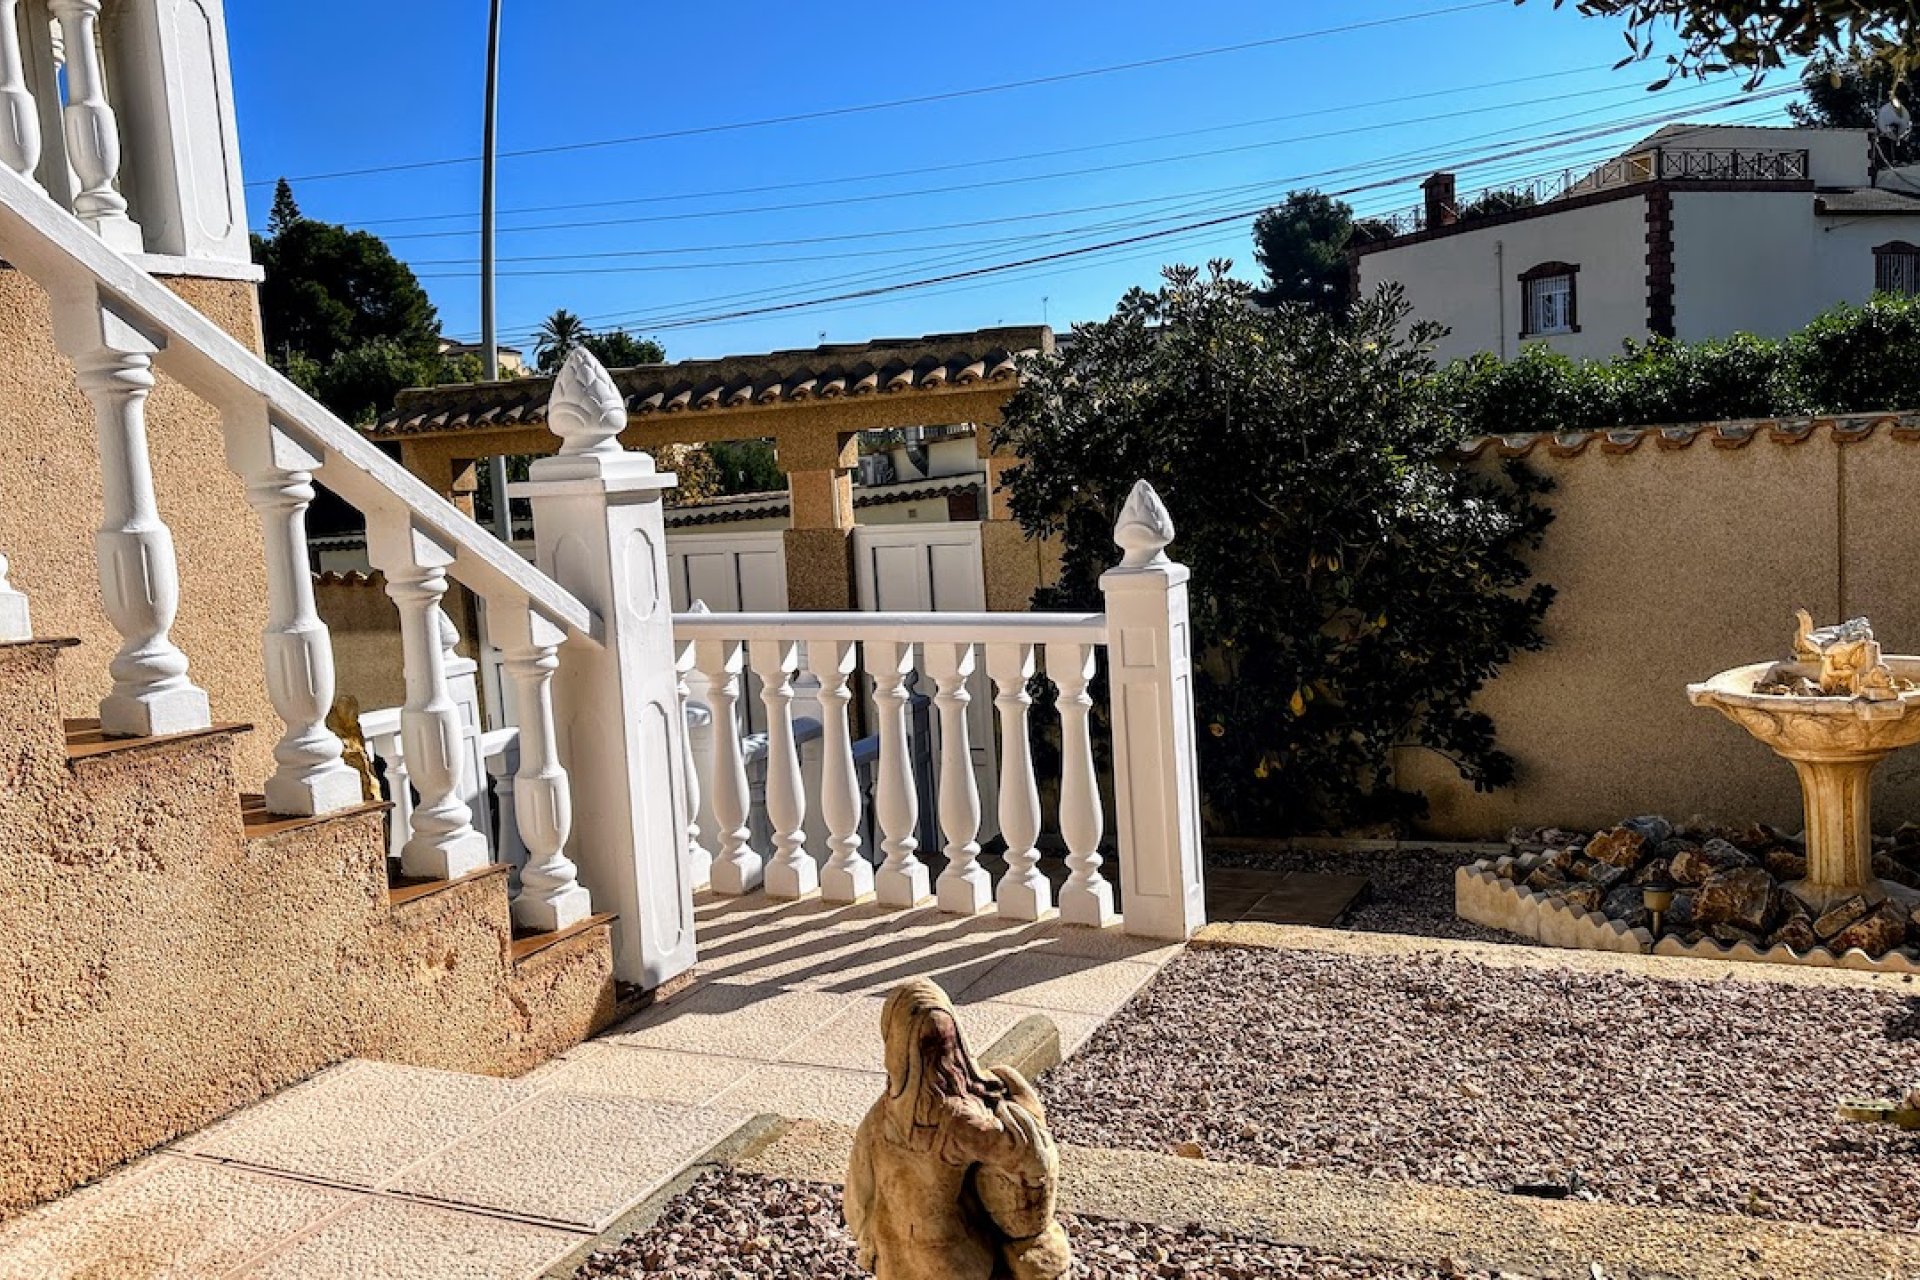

left=1789, top=53, right=1917, bottom=163
left=582, top=329, right=666, bottom=369
left=1525, top=0, right=1920, bottom=87
left=1456, top=188, right=1541, bottom=221
left=993, top=264, right=1555, bottom=834
left=706, top=439, right=784, bottom=495
left=1250, top=190, right=1392, bottom=315
left=534, top=309, right=590, bottom=371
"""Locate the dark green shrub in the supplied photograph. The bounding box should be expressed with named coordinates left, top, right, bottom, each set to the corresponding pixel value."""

left=995, top=266, right=1554, bottom=835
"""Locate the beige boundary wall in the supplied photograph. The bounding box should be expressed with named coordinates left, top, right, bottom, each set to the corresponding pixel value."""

left=1403, top=412, right=1920, bottom=839
left=0, top=265, right=278, bottom=785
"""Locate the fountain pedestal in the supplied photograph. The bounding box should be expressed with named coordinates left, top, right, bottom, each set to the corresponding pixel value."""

left=1690, top=648, right=1920, bottom=915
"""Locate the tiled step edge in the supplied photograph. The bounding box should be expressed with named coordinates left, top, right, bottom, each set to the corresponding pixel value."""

left=1456, top=858, right=1920, bottom=973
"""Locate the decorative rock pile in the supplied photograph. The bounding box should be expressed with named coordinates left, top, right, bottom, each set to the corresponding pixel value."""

left=1498, top=816, right=1920, bottom=957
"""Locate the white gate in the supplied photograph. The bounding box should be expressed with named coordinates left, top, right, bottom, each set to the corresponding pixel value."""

left=854, top=523, right=998, bottom=842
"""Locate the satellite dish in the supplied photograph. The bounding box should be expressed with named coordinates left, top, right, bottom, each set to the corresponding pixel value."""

left=1879, top=99, right=1915, bottom=142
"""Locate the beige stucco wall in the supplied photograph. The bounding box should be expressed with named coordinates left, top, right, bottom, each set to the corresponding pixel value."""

left=1357, top=194, right=1653, bottom=363
left=0, top=638, right=613, bottom=1219
left=317, top=571, right=478, bottom=716
left=1406, top=420, right=1920, bottom=839
left=0, top=266, right=278, bottom=784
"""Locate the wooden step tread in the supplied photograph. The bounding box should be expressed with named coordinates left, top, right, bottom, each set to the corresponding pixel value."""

left=388, top=862, right=509, bottom=907
left=239, top=792, right=388, bottom=840
left=0, top=635, right=80, bottom=652
left=65, top=717, right=251, bottom=760
left=511, top=914, right=616, bottom=965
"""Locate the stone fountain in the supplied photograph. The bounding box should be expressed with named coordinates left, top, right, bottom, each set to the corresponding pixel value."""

left=1689, top=611, right=1920, bottom=914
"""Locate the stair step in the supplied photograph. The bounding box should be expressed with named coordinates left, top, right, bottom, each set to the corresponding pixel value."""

left=64, top=716, right=250, bottom=761
left=239, top=792, right=386, bottom=840
left=387, top=862, right=510, bottom=907
left=511, top=914, right=616, bottom=964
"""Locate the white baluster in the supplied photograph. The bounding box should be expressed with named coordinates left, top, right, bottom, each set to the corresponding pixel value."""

left=988, top=641, right=1049, bottom=921
left=696, top=634, right=759, bottom=895
left=227, top=410, right=360, bottom=815
left=0, top=0, right=41, bottom=182
left=46, top=0, right=139, bottom=250
left=869, top=639, right=929, bottom=908
left=808, top=637, right=869, bottom=903
left=496, top=606, right=590, bottom=930
left=675, top=604, right=714, bottom=892
left=1054, top=641, right=1115, bottom=927
left=368, top=725, right=411, bottom=862
left=367, top=515, right=487, bottom=881
left=484, top=732, right=527, bottom=894
left=0, top=549, right=29, bottom=641
left=57, top=297, right=209, bottom=736
left=928, top=641, right=990, bottom=915
left=751, top=637, right=815, bottom=901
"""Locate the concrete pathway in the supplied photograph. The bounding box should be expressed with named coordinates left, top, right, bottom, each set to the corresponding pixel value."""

left=0, top=891, right=1177, bottom=1280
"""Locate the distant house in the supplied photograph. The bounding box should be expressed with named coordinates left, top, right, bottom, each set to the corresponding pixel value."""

left=437, top=337, right=530, bottom=377
left=1353, top=126, right=1920, bottom=363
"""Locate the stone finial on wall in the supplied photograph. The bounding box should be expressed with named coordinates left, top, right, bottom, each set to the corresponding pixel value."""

left=1112, top=479, right=1174, bottom=569
left=547, top=348, right=629, bottom=460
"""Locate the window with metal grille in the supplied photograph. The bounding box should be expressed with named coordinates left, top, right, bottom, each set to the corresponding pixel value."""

left=1518, top=262, right=1579, bottom=337
left=1875, top=242, right=1920, bottom=297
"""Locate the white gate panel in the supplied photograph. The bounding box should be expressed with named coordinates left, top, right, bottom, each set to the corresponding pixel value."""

left=854, top=523, right=998, bottom=843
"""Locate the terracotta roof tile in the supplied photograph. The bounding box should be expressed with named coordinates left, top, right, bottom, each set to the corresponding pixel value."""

left=1454, top=412, right=1920, bottom=460
left=368, top=327, right=1051, bottom=438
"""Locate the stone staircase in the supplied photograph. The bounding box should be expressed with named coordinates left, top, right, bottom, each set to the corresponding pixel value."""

left=0, top=636, right=619, bottom=1220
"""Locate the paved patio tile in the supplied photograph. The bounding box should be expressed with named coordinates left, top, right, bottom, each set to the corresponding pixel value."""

left=600, top=982, right=856, bottom=1061
left=779, top=996, right=1029, bottom=1072
left=176, top=1060, right=536, bottom=1188
left=955, top=951, right=1163, bottom=1015
left=0, top=1156, right=355, bottom=1280
left=713, top=1064, right=887, bottom=1126
left=386, top=1092, right=748, bottom=1230
left=536, top=1043, right=756, bottom=1105
left=237, top=1197, right=581, bottom=1280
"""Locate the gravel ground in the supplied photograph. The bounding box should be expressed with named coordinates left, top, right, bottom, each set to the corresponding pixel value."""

left=1210, top=845, right=1527, bottom=945
left=575, top=1169, right=1508, bottom=1279
left=1044, top=945, right=1920, bottom=1234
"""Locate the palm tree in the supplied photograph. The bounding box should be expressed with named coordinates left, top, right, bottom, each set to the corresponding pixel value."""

left=534, top=308, right=589, bottom=372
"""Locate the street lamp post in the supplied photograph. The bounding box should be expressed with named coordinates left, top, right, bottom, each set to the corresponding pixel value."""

left=482, top=0, right=511, bottom=544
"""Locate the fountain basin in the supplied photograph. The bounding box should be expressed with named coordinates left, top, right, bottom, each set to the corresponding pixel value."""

left=1689, top=656, right=1920, bottom=913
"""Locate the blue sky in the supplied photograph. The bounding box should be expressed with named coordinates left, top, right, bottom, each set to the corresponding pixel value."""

left=226, top=1, right=1802, bottom=362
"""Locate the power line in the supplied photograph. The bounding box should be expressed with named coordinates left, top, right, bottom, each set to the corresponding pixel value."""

left=548, top=93, right=1803, bottom=338
left=353, top=61, right=1620, bottom=230
left=247, top=0, right=1509, bottom=188
left=453, top=88, right=1796, bottom=340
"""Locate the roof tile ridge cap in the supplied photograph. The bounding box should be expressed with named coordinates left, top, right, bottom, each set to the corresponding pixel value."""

left=1496, top=433, right=1543, bottom=458
left=1653, top=423, right=1703, bottom=450
left=1829, top=412, right=1885, bottom=442
left=1546, top=429, right=1596, bottom=457
left=1768, top=416, right=1818, bottom=444
left=1599, top=428, right=1646, bottom=454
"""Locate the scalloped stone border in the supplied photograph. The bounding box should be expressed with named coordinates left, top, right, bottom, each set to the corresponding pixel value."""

left=1455, top=858, right=1920, bottom=973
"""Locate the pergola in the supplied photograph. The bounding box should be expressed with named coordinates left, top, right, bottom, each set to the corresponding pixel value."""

left=365, top=326, right=1053, bottom=611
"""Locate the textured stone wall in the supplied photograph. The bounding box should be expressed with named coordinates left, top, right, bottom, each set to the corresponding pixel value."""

left=0, top=640, right=614, bottom=1220
left=0, top=267, right=278, bottom=784
left=1404, top=416, right=1920, bottom=839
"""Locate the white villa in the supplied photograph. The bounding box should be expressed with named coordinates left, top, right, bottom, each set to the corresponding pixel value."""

left=1355, top=124, right=1920, bottom=362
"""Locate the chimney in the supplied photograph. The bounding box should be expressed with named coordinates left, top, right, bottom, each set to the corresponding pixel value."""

left=1421, top=172, right=1457, bottom=228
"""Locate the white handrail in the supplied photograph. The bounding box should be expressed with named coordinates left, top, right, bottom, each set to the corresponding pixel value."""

left=672, top=611, right=1107, bottom=645
left=0, top=161, right=599, bottom=644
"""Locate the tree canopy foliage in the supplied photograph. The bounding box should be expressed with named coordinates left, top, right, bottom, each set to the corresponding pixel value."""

left=1251, top=191, right=1392, bottom=315
left=995, top=264, right=1554, bottom=834
left=251, top=179, right=470, bottom=425
left=1528, top=0, right=1920, bottom=86
left=533, top=307, right=665, bottom=373
left=1789, top=52, right=1918, bottom=162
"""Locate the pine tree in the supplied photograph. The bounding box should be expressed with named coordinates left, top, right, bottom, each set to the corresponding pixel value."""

left=268, top=179, right=302, bottom=237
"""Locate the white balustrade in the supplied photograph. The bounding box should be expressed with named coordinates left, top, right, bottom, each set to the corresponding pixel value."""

left=226, top=407, right=360, bottom=816
left=45, top=0, right=139, bottom=250
left=695, top=633, right=759, bottom=895
left=808, top=637, right=869, bottom=903
left=55, top=292, right=209, bottom=737
left=1053, top=641, right=1115, bottom=927
left=366, top=514, right=488, bottom=881
left=675, top=607, right=714, bottom=893
left=927, top=641, right=990, bottom=915
left=0, top=0, right=40, bottom=182
left=0, top=549, right=28, bottom=641
left=482, top=728, right=527, bottom=890
left=751, top=637, right=815, bottom=901
left=870, top=638, right=930, bottom=908
left=495, top=605, right=590, bottom=931
left=987, top=641, right=1049, bottom=921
